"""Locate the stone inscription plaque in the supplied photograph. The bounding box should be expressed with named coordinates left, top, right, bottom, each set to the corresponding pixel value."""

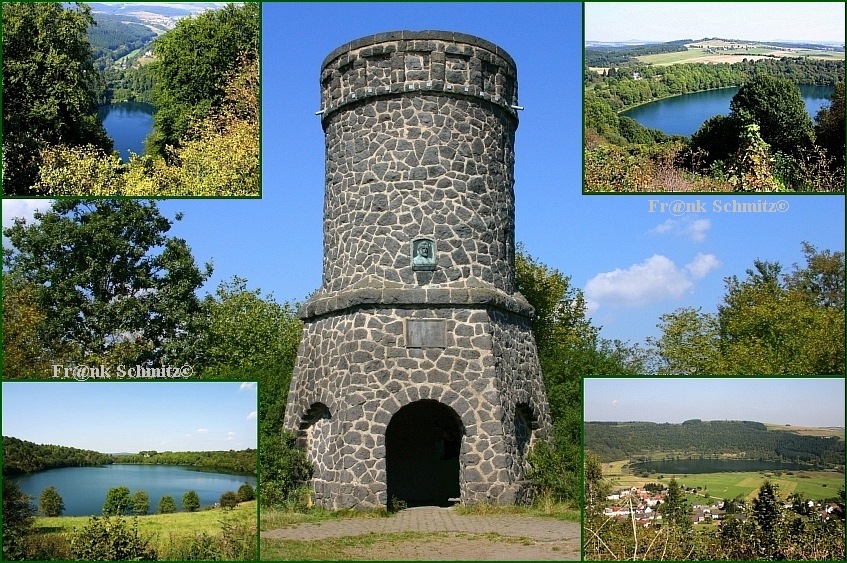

left=407, top=319, right=446, bottom=348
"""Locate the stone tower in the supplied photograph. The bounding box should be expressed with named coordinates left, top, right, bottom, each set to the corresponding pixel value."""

left=284, top=30, right=551, bottom=510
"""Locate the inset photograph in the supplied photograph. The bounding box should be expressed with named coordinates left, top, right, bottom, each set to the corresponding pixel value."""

left=1, top=381, right=258, bottom=561
left=1, top=2, right=259, bottom=197
left=583, top=377, right=845, bottom=560
left=584, top=2, right=845, bottom=193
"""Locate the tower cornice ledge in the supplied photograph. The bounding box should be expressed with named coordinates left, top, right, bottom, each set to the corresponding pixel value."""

left=299, top=287, right=535, bottom=319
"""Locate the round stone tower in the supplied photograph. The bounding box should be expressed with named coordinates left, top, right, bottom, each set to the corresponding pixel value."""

left=284, top=30, right=552, bottom=510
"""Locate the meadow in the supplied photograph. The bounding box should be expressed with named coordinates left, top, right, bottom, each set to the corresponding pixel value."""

left=637, top=41, right=845, bottom=66
left=28, top=500, right=257, bottom=560
left=601, top=460, right=843, bottom=501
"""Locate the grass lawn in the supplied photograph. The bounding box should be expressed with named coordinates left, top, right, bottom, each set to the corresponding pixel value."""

left=32, top=500, right=257, bottom=559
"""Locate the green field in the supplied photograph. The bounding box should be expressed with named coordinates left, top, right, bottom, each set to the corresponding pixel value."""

left=30, top=500, right=257, bottom=560
left=637, top=44, right=845, bottom=66
left=603, top=462, right=844, bottom=501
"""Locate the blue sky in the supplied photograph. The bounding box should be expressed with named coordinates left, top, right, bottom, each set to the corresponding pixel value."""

left=1, top=382, right=258, bottom=452
left=584, top=377, right=846, bottom=427
left=2, top=2, right=845, bottom=347
left=585, top=2, right=845, bottom=43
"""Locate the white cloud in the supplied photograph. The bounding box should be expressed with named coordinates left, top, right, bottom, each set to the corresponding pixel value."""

left=649, top=217, right=711, bottom=242
left=247, top=411, right=257, bottom=420
left=685, top=253, right=722, bottom=279
left=585, top=253, right=721, bottom=311
left=239, top=382, right=257, bottom=392
left=2, top=199, right=53, bottom=229
left=197, top=428, right=208, bottom=434
left=226, top=432, right=237, bottom=441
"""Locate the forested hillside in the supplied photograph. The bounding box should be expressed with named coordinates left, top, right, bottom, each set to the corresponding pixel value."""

left=584, top=420, right=846, bottom=465
left=2, top=436, right=113, bottom=475
left=116, top=449, right=257, bottom=475
left=2, top=436, right=257, bottom=476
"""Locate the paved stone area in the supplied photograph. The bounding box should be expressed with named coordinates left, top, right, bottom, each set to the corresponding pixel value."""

left=262, top=506, right=580, bottom=560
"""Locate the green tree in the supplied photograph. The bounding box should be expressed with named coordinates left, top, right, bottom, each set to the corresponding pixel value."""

left=39, top=485, right=65, bottom=517
left=182, top=490, right=200, bottom=512
left=688, top=113, right=740, bottom=168
left=752, top=480, right=784, bottom=559
left=3, top=200, right=212, bottom=369
left=157, top=495, right=177, bottom=514
left=236, top=483, right=255, bottom=503
left=132, top=490, right=149, bottom=516
left=815, top=82, right=845, bottom=169
left=730, top=75, right=815, bottom=158
left=584, top=452, right=610, bottom=519
left=148, top=2, right=259, bottom=156
left=199, top=277, right=302, bottom=373
left=2, top=479, right=35, bottom=560
left=659, top=478, right=691, bottom=530
left=103, top=486, right=132, bottom=516
left=219, top=491, right=239, bottom=510
left=649, top=307, right=720, bottom=374
left=1, top=2, right=113, bottom=195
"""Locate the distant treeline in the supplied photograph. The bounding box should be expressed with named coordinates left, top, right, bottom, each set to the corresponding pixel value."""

left=584, top=421, right=846, bottom=465
left=587, top=57, right=844, bottom=111
left=2, top=436, right=256, bottom=476
left=116, top=450, right=257, bottom=475
left=2, top=436, right=113, bottom=475
left=585, top=39, right=692, bottom=67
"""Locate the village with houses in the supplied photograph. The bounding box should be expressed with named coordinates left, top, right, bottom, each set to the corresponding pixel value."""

left=603, top=484, right=843, bottom=528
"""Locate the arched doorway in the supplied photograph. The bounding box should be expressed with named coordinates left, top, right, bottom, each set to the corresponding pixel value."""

left=386, top=400, right=463, bottom=508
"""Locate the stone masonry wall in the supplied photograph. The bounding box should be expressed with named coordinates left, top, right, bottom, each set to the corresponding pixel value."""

left=284, top=305, right=550, bottom=509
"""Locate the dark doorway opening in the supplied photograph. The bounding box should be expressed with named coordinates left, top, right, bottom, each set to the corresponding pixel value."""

left=386, top=400, right=462, bottom=508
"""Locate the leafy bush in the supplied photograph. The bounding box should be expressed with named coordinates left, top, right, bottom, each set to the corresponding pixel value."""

left=220, top=491, right=239, bottom=510
left=157, top=495, right=177, bottom=514
left=236, top=483, right=255, bottom=503
left=70, top=516, right=156, bottom=560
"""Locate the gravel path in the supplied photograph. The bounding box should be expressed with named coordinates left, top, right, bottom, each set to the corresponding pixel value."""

left=262, top=506, right=580, bottom=560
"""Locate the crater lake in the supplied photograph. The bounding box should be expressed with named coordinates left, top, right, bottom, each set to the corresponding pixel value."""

left=620, top=85, right=835, bottom=137
left=9, top=464, right=256, bottom=516
left=98, top=102, right=156, bottom=162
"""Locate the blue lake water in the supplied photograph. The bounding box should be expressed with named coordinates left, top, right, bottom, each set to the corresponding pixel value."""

left=620, top=85, right=835, bottom=136
left=98, top=102, right=156, bottom=162
left=9, top=464, right=256, bottom=516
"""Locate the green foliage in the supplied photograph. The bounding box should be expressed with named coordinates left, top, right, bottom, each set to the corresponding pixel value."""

left=133, top=490, right=150, bottom=516
left=182, top=490, right=201, bottom=513
left=515, top=247, right=647, bottom=504
left=659, top=478, right=693, bottom=530
left=652, top=244, right=845, bottom=375
left=2, top=199, right=212, bottom=369
left=30, top=56, right=259, bottom=197
left=2, top=2, right=113, bottom=194
left=236, top=483, right=256, bottom=503
left=157, top=496, right=177, bottom=515
left=104, top=486, right=133, bottom=516
left=730, top=75, right=815, bottom=158
left=260, top=431, right=313, bottom=508
left=815, top=81, right=846, bottom=169
left=39, top=486, right=65, bottom=518
left=116, top=450, right=256, bottom=475
left=2, top=479, right=35, bottom=561
left=148, top=2, right=259, bottom=156
left=689, top=113, right=740, bottom=167
left=219, top=491, right=239, bottom=510
left=585, top=420, right=845, bottom=465
left=70, top=516, right=157, bottom=560
left=2, top=436, right=113, bottom=474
